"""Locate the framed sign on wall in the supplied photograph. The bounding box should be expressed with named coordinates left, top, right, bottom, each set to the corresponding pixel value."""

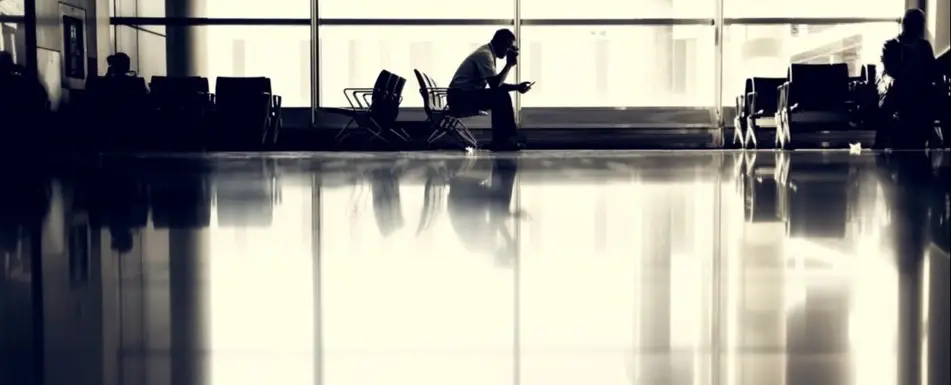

left=59, top=3, right=87, bottom=89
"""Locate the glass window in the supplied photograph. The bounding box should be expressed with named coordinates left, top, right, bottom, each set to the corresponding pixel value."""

left=317, top=25, right=510, bottom=107
left=519, top=26, right=716, bottom=107
left=0, top=22, right=25, bottom=62
left=721, top=22, right=898, bottom=103
left=0, top=0, right=24, bottom=16
left=200, top=0, right=309, bottom=18
left=138, top=29, right=167, bottom=80
left=136, top=0, right=165, bottom=35
left=723, top=0, right=903, bottom=18
left=202, top=26, right=312, bottom=107
left=318, top=0, right=513, bottom=20
left=521, top=0, right=714, bottom=19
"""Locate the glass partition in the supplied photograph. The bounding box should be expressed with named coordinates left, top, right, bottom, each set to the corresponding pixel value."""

left=108, top=0, right=905, bottom=127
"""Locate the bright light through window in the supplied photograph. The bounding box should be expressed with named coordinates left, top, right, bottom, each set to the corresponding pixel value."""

left=207, top=182, right=314, bottom=385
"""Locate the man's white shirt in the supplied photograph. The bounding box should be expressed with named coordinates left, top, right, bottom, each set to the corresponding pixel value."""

left=449, top=44, right=498, bottom=91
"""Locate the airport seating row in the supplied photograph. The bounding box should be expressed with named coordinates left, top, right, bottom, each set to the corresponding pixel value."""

left=735, top=63, right=950, bottom=149
left=72, top=75, right=283, bottom=151
left=733, top=63, right=871, bottom=149
left=331, top=69, right=482, bottom=150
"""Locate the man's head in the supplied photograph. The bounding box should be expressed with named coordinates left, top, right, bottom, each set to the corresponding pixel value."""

left=107, top=52, right=132, bottom=74
left=490, top=29, right=517, bottom=58
left=901, top=8, right=926, bottom=39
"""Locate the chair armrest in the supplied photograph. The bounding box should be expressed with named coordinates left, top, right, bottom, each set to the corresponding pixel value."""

left=748, top=91, right=758, bottom=115
left=343, top=87, right=374, bottom=109
left=271, top=94, right=283, bottom=108
left=735, top=95, right=745, bottom=115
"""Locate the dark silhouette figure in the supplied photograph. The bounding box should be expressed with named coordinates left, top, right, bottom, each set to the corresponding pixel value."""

left=105, top=52, right=134, bottom=77
left=876, top=9, right=938, bottom=149
left=447, top=29, right=533, bottom=151
left=0, top=50, right=50, bottom=150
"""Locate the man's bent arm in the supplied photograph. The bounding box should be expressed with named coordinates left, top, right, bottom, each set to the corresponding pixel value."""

left=488, top=63, right=514, bottom=90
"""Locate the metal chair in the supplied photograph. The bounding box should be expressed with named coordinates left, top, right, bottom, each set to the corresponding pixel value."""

left=413, top=69, right=480, bottom=149
left=334, top=69, right=411, bottom=144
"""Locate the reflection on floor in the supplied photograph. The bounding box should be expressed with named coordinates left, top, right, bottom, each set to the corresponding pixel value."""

left=0, top=150, right=949, bottom=385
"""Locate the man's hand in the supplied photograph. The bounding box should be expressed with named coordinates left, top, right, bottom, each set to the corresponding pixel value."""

left=505, top=47, right=519, bottom=67
left=516, top=81, right=533, bottom=94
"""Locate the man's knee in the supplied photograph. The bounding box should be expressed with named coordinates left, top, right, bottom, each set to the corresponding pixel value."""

left=490, top=89, right=512, bottom=102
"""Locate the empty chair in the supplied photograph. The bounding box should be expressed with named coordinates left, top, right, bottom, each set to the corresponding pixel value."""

left=150, top=76, right=213, bottom=150
left=739, top=77, right=786, bottom=148
left=213, top=76, right=283, bottom=150
left=775, top=63, right=854, bottom=149
left=414, top=69, right=480, bottom=149
left=150, top=175, right=212, bottom=229
left=333, top=69, right=411, bottom=145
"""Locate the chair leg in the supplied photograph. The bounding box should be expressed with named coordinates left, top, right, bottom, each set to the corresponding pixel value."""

left=733, top=116, right=745, bottom=148
left=746, top=117, right=758, bottom=148
left=452, top=119, right=478, bottom=148
left=335, top=117, right=357, bottom=142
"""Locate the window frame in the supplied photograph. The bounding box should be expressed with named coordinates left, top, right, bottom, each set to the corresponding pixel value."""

left=109, top=1, right=903, bottom=134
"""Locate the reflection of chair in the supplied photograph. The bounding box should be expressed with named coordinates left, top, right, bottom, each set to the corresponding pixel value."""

left=151, top=176, right=212, bottom=229
left=738, top=77, right=785, bottom=148
left=781, top=167, right=850, bottom=239
left=744, top=173, right=781, bottom=223
left=214, top=167, right=277, bottom=227
left=414, top=69, right=480, bottom=149
left=334, top=70, right=411, bottom=144
left=775, top=64, right=854, bottom=149
left=370, top=169, right=405, bottom=237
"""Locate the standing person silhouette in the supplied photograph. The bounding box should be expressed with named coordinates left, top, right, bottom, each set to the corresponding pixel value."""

left=876, top=8, right=938, bottom=149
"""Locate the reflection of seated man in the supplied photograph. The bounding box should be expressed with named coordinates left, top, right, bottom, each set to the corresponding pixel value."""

left=448, top=29, right=533, bottom=151
left=876, top=8, right=937, bottom=149
left=447, top=158, right=521, bottom=264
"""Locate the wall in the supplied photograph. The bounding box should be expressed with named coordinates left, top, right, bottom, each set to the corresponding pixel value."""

left=33, top=0, right=103, bottom=108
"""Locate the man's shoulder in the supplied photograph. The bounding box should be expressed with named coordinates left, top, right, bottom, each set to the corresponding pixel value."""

left=468, top=45, right=494, bottom=61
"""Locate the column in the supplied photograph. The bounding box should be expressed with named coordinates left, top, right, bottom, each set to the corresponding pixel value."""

left=165, top=0, right=206, bottom=76
left=169, top=229, right=207, bottom=385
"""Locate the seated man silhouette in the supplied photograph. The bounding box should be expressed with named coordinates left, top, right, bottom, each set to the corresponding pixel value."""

left=448, top=29, right=533, bottom=151
left=106, top=52, right=135, bottom=77
left=876, top=8, right=938, bottom=149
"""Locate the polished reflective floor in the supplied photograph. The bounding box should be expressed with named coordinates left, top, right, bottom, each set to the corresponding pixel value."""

left=1, top=150, right=949, bottom=385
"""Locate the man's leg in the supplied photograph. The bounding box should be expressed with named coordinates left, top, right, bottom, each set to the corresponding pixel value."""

left=479, top=89, right=517, bottom=145
left=449, top=89, right=519, bottom=148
